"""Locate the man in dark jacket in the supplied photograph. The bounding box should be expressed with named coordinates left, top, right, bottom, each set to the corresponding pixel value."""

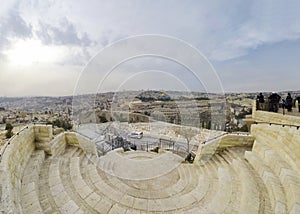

left=286, top=93, right=293, bottom=112
left=268, top=92, right=281, bottom=112
left=256, top=93, right=265, bottom=110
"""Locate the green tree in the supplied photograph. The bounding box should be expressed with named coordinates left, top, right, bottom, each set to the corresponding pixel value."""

left=52, top=119, right=73, bottom=131
left=5, top=122, right=13, bottom=139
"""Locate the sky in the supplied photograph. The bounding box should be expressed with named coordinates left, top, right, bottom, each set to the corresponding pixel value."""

left=0, top=0, right=300, bottom=96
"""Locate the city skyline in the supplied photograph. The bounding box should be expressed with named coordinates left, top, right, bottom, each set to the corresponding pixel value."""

left=1, top=0, right=300, bottom=96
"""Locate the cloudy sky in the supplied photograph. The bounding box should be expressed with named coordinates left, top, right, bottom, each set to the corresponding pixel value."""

left=0, top=0, right=300, bottom=96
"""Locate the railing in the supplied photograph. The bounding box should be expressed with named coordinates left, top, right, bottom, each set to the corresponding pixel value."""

left=77, top=126, right=252, bottom=158
left=201, top=132, right=228, bottom=145
left=0, top=125, right=30, bottom=163
left=254, top=121, right=300, bottom=129
left=255, top=100, right=300, bottom=115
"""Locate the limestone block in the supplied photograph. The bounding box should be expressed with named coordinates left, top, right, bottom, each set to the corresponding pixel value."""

left=204, top=167, right=233, bottom=213
left=59, top=199, right=80, bottom=214
left=0, top=126, right=36, bottom=214
left=245, top=151, right=288, bottom=213
left=232, top=159, right=260, bottom=214
left=93, top=198, right=113, bottom=213
left=251, top=124, right=300, bottom=174
left=53, top=128, right=64, bottom=135
left=65, top=132, right=97, bottom=156
left=34, top=125, right=53, bottom=143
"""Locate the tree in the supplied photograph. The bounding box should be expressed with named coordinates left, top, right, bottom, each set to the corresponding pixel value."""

left=99, top=115, right=108, bottom=123
left=52, top=118, right=73, bottom=131
left=174, top=126, right=198, bottom=152
left=5, top=122, right=13, bottom=139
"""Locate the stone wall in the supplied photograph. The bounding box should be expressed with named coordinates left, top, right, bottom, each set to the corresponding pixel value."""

left=194, top=133, right=254, bottom=165
left=217, top=134, right=254, bottom=150
left=253, top=110, right=300, bottom=126
left=34, top=125, right=53, bottom=143
left=34, top=125, right=54, bottom=155
left=0, top=126, right=35, bottom=214
left=48, top=133, right=67, bottom=157
left=65, top=132, right=98, bottom=156
left=251, top=124, right=300, bottom=173
left=248, top=100, right=300, bottom=126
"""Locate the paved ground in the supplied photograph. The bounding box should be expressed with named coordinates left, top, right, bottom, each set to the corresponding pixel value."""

left=97, top=149, right=183, bottom=180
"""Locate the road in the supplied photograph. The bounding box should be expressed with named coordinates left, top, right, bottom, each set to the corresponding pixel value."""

left=76, top=123, right=190, bottom=152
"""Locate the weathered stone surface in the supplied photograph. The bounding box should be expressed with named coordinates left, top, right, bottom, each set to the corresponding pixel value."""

left=65, top=132, right=98, bottom=156
left=0, top=115, right=300, bottom=213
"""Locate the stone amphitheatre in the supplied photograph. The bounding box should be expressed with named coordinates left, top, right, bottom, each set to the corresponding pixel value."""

left=0, top=105, right=300, bottom=213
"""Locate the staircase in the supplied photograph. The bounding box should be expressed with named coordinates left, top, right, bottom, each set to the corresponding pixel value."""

left=16, top=145, right=279, bottom=213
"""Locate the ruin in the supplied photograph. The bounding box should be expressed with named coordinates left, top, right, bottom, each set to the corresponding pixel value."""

left=0, top=105, right=299, bottom=213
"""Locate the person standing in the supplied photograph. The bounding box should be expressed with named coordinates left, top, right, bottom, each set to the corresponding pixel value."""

left=256, top=93, right=265, bottom=110
left=286, top=93, right=293, bottom=112
left=268, top=92, right=281, bottom=112
left=296, top=95, right=300, bottom=113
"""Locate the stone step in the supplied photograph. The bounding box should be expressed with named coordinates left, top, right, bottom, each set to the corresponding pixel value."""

left=48, top=159, right=83, bottom=213
left=73, top=148, right=83, bottom=157
left=60, top=157, right=99, bottom=213
left=232, top=159, right=261, bottom=214
left=252, top=128, right=300, bottom=175
left=77, top=160, right=115, bottom=213
left=197, top=167, right=236, bottom=213
left=16, top=147, right=286, bottom=213
left=61, top=146, right=78, bottom=158
left=211, top=150, right=244, bottom=212
left=107, top=167, right=185, bottom=199
left=194, top=163, right=220, bottom=208
left=88, top=154, right=99, bottom=164
left=252, top=142, right=300, bottom=213
left=98, top=158, right=115, bottom=174
left=22, top=150, right=45, bottom=184
left=205, top=158, right=219, bottom=178
left=213, top=153, right=231, bottom=167
left=177, top=164, right=199, bottom=196
left=110, top=164, right=198, bottom=199
left=108, top=203, right=128, bottom=214
left=21, top=150, right=45, bottom=213
left=38, top=158, right=59, bottom=213
left=83, top=162, right=213, bottom=212
left=222, top=149, right=239, bottom=162
left=245, top=151, right=288, bottom=213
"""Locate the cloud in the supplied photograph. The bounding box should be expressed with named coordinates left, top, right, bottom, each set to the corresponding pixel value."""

left=0, top=10, right=32, bottom=51
left=36, top=17, right=94, bottom=46
left=0, top=0, right=300, bottom=95
left=209, top=0, right=300, bottom=61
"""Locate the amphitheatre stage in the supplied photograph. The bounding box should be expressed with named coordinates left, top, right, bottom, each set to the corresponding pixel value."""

left=1, top=107, right=300, bottom=213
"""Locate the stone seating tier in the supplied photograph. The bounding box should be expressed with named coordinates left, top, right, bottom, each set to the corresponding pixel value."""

left=1, top=121, right=300, bottom=214
left=17, top=146, right=278, bottom=213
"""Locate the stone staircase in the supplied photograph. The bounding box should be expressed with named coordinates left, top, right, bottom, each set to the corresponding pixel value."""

left=2, top=112, right=300, bottom=214
left=3, top=123, right=298, bottom=213
left=15, top=145, right=278, bottom=213
left=21, top=150, right=45, bottom=213
left=244, top=124, right=300, bottom=214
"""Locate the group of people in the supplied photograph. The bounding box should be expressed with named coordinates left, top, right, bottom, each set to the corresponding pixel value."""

left=256, top=92, right=300, bottom=113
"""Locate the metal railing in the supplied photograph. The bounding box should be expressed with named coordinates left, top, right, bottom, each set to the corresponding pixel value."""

left=201, top=132, right=228, bottom=145
left=254, top=121, right=300, bottom=129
